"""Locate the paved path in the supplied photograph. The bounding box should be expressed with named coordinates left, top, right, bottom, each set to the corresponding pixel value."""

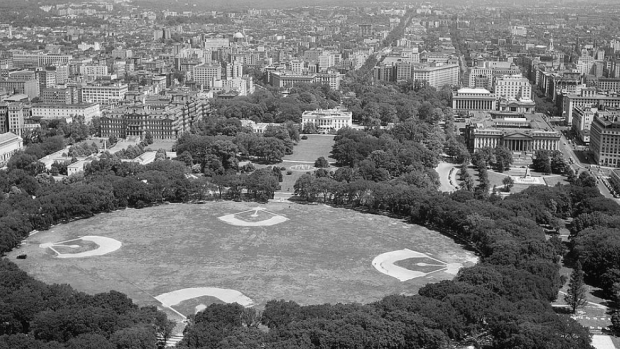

left=435, top=162, right=458, bottom=192
left=592, top=335, right=616, bottom=349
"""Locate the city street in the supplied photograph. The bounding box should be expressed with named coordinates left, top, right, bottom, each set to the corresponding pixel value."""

left=554, top=127, right=619, bottom=201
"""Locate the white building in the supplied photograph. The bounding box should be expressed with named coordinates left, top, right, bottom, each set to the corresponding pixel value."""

left=0, top=132, right=23, bottom=166
left=301, top=108, right=352, bottom=134
left=193, top=63, right=222, bottom=88
left=31, top=103, right=101, bottom=123
left=412, top=64, right=459, bottom=89
left=493, top=74, right=532, bottom=100
left=79, top=65, right=109, bottom=80
left=81, top=84, right=128, bottom=106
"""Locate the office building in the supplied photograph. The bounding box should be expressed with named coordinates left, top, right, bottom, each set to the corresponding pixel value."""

left=412, top=64, right=459, bottom=89
left=41, top=87, right=78, bottom=104
left=193, top=63, right=221, bottom=88
left=31, top=103, right=100, bottom=123
left=590, top=115, right=620, bottom=167
left=494, top=74, right=532, bottom=100
left=0, top=79, right=39, bottom=99
left=81, top=83, right=128, bottom=105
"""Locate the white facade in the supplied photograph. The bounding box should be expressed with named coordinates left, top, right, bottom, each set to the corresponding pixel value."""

left=81, top=84, right=128, bottom=106
left=193, top=63, right=221, bottom=88
left=301, top=108, right=352, bottom=133
left=80, top=65, right=109, bottom=79
left=0, top=132, right=23, bottom=166
left=31, top=103, right=101, bottom=123
left=493, top=74, right=532, bottom=100
left=413, top=64, right=459, bottom=89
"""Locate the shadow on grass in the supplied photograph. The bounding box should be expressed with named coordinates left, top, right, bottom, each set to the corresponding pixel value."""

left=287, top=195, right=480, bottom=256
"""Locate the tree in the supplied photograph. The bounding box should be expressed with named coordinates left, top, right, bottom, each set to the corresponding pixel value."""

left=564, top=261, right=588, bottom=314
left=108, top=134, right=118, bottom=146
left=550, top=151, right=566, bottom=174
left=493, top=146, right=512, bottom=172
left=502, top=176, right=514, bottom=192
left=301, top=122, right=318, bottom=134
left=575, top=171, right=597, bottom=188
left=144, top=130, right=154, bottom=145
left=314, top=157, right=330, bottom=168
left=532, top=150, right=551, bottom=174
left=612, top=310, right=620, bottom=335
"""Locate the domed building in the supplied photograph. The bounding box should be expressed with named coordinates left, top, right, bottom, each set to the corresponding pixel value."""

left=233, top=32, right=244, bottom=43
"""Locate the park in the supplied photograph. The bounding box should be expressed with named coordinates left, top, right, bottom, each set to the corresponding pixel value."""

left=10, top=201, right=477, bottom=321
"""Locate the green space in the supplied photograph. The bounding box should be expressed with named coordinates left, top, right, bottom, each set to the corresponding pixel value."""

left=278, top=134, right=336, bottom=193
left=10, top=202, right=474, bottom=311
left=282, top=134, right=336, bottom=163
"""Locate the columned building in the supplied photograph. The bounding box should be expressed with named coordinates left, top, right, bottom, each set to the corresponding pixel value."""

left=452, top=88, right=497, bottom=111
left=465, top=112, right=560, bottom=152
left=301, top=108, right=352, bottom=134
left=0, top=132, right=22, bottom=166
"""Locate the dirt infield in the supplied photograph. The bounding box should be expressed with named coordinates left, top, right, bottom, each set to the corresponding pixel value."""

left=39, top=236, right=122, bottom=258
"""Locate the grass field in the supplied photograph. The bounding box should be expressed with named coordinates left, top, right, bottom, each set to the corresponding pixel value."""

left=9, top=202, right=476, bottom=316
left=283, top=134, right=336, bottom=163
left=277, top=134, right=336, bottom=193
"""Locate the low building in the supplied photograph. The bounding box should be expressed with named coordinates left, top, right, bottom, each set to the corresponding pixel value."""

left=31, top=103, right=100, bottom=123
left=464, top=112, right=560, bottom=152
left=301, top=108, right=352, bottom=134
left=67, top=159, right=92, bottom=176
left=452, top=88, right=497, bottom=111
left=497, top=97, right=536, bottom=113
left=81, top=83, right=128, bottom=106
left=0, top=132, right=23, bottom=166
left=240, top=119, right=281, bottom=133
left=270, top=72, right=316, bottom=89
left=100, top=104, right=181, bottom=139
left=590, top=115, right=620, bottom=167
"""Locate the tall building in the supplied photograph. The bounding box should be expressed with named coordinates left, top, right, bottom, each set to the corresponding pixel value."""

left=193, top=63, right=221, bottom=88
left=41, top=87, right=78, bottom=104
left=590, top=115, right=620, bottom=167
left=0, top=79, right=39, bottom=99
left=224, top=62, right=243, bottom=79
left=79, top=65, right=109, bottom=80
left=412, top=64, right=459, bottom=89
left=36, top=69, right=56, bottom=92
left=571, top=106, right=597, bottom=144
left=561, top=88, right=620, bottom=126
left=359, top=24, right=372, bottom=37
left=7, top=102, right=26, bottom=136
left=493, top=74, right=532, bottom=100
left=81, top=83, right=128, bottom=106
